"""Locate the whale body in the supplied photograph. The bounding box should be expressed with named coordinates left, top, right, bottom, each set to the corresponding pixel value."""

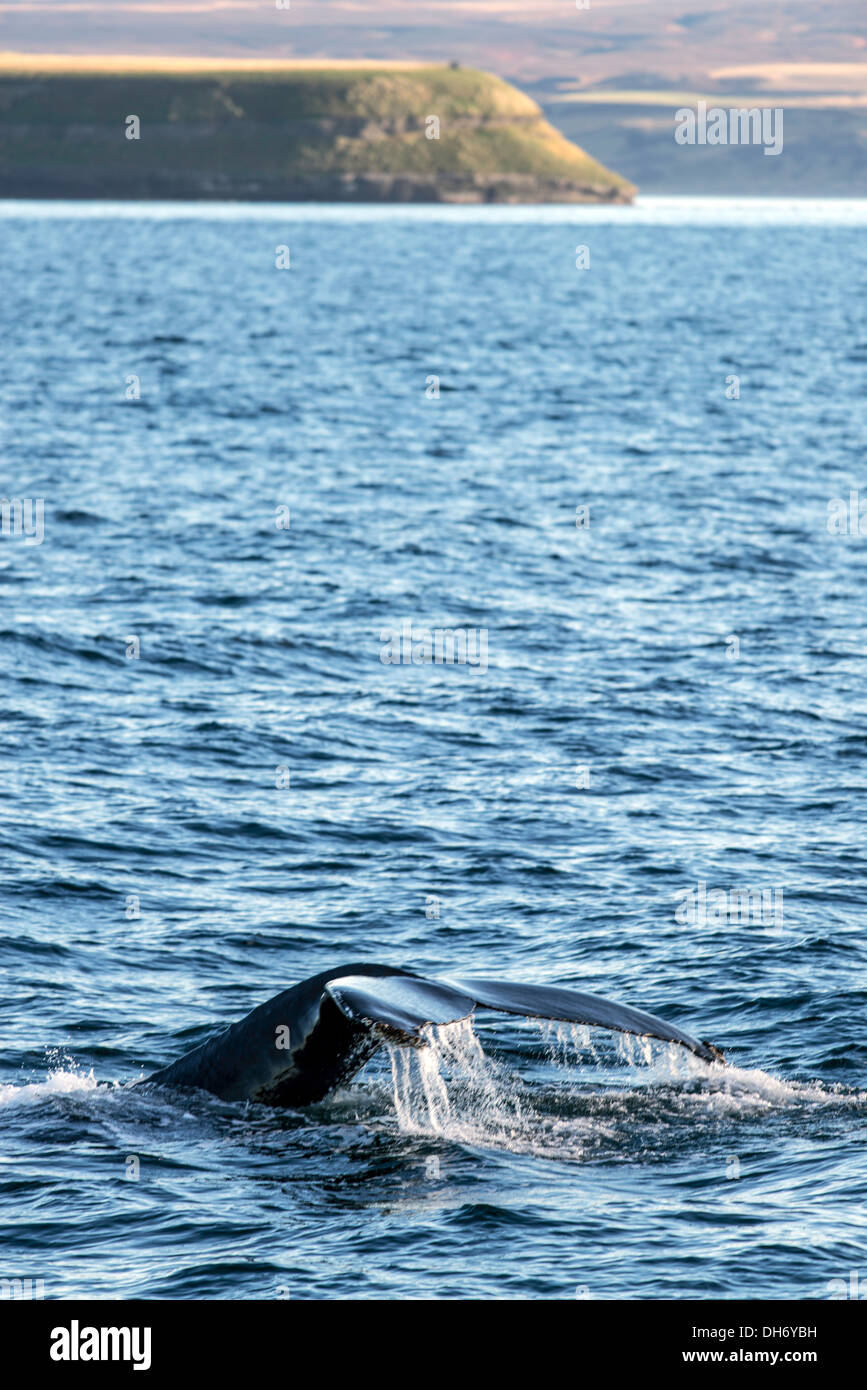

left=142, top=963, right=724, bottom=1108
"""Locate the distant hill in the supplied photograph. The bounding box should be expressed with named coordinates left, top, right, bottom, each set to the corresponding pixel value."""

left=2, top=1, right=863, bottom=89
left=0, top=56, right=634, bottom=203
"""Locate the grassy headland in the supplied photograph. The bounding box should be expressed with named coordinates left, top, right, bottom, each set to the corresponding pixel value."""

left=0, top=55, right=635, bottom=202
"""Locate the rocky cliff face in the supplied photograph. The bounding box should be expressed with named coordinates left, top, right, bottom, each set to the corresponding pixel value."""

left=0, top=58, right=635, bottom=203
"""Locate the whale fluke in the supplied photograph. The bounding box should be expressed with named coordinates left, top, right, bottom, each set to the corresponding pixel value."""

left=440, top=976, right=724, bottom=1061
left=141, top=964, right=722, bottom=1108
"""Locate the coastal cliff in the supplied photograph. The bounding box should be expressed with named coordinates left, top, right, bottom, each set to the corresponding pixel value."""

left=0, top=56, right=635, bottom=203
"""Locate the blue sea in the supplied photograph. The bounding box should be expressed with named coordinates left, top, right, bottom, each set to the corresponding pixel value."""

left=1, top=197, right=866, bottom=1301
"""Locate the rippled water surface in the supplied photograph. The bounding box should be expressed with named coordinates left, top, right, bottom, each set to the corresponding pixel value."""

left=1, top=198, right=866, bottom=1300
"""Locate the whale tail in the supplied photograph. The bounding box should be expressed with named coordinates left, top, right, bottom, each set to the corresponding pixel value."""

left=141, top=965, right=723, bottom=1109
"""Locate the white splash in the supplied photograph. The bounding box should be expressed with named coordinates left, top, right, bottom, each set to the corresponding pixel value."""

left=0, top=1069, right=100, bottom=1108
left=672, top=1061, right=866, bottom=1113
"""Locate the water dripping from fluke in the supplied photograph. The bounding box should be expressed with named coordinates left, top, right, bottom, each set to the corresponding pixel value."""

left=383, top=1018, right=866, bottom=1162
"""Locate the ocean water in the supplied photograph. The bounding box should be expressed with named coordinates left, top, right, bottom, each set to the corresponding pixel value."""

left=1, top=197, right=866, bottom=1301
